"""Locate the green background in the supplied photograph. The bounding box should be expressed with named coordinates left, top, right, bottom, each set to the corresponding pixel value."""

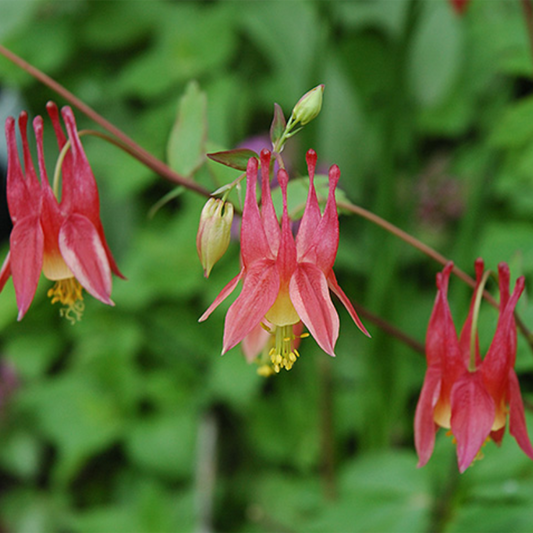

left=1, top=0, right=533, bottom=531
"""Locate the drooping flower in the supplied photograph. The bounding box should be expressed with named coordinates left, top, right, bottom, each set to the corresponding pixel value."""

left=199, top=148, right=369, bottom=373
left=415, top=259, right=533, bottom=473
left=0, top=103, right=124, bottom=322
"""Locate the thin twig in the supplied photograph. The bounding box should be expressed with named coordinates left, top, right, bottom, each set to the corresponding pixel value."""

left=0, top=44, right=210, bottom=197
left=338, top=201, right=533, bottom=352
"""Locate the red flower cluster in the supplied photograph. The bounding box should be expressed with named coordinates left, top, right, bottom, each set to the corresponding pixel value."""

left=200, top=149, right=369, bottom=372
left=0, top=103, right=124, bottom=321
left=415, top=260, right=533, bottom=472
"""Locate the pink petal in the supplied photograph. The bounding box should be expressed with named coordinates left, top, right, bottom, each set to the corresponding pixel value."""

left=304, top=164, right=340, bottom=272
left=426, top=263, right=464, bottom=394
left=327, top=270, right=369, bottom=337
left=483, top=276, right=525, bottom=398
left=276, top=168, right=297, bottom=283
left=241, top=320, right=271, bottom=363
left=296, top=149, right=321, bottom=260
left=240, top=157, right=271, bottom=267
left=450, top=371, right=495, bottom=473
left=222, top=259, right=279, bottom=354
left=46, top=102, right=72, bottom=177
left=198, top=269, right=244, bottom=322
left=0, top=253, right=11, bottom=293
left=259, top=149, right=280, bottom=256
left=289, top=262, right=339, bottom=356
left=60, top=107, right=100, bottom=220
left=414, top=364, right=442, bottom=468
left=5, top=116, right=37, bottom=222
left=9, top=216, right=44, bottom=320
left=508, top=369, right=533, bottom=459
left=58, top=214, right=113, bottom=305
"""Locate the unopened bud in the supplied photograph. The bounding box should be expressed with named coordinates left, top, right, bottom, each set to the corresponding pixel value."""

left=291, top=84, right=324, bottom=126
left=197, top=198, right=234, bottom=278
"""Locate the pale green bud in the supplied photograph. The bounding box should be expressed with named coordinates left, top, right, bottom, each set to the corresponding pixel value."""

left=197, top=198, right=234, bottom=278
left=291, top=84, right=324, bottom=126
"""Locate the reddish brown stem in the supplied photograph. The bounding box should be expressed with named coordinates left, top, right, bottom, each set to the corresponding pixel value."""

left=338, top=201, right=533, bottom=352
left=0, top=44, right=210, bottom=197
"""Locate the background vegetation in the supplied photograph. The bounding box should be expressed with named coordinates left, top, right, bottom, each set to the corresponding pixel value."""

left=1, top=0, right=533, bottom=531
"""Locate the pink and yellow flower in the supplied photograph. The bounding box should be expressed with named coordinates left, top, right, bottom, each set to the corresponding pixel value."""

left=200, top=149, right=369, bottom=372
left=0, top=103, right=124, bottom=321
left=415, top=260, right=533, bottom=472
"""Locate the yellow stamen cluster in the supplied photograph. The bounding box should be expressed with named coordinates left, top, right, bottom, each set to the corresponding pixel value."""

left=268, top=325, right=309, bottom=373
left=47, top=277, right=85, bottom=324
left=254, top=324, right=310, bottom=376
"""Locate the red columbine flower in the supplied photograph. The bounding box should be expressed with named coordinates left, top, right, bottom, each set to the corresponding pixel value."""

left=415, top=259, right=533, bottom=473
left=0, top=103, right=124, bottom=321
left=199, top=148, right=369, bottom=372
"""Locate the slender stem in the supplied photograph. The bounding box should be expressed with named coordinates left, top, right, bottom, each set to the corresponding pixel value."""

left=338, top=200, right=533, bottom=352
left=0, top=43, right=210, bottom=197
left=350, top=300, right=424, bottom=355
left=469, top=270, right=492, bottom=372
left=52, top=139, right=71, bottom=198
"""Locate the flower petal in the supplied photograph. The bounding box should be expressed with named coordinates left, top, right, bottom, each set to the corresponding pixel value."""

left=327, top=270, right=369, bottom=337
left=508, top=369, right=533, bottom=459
left=259, top=149, right=280, bottom=256
left=58, top=214, right=113, bottom=305
left=222, top=259, right=279, bottom=354
left=290, top=262, right=339, bottom=356
left=296, top=149, right=321, bottom=260
left=10, top=216, right=44, bottom=320
left=414, top=364, right=442, bottom=468
left=59, top=106, right=100, bottom=220
left=240, top=157, right=271, bottom=267
left=451, top=371, right=495, bottom=473
left=5, top=115, right=38, bottom=222
left=303, top=164, right=340, bottom=272
left=241, top=320, right=271, bottom=363
left=198, top=269, right=244, bottom=322
left=483, top=275, right=525, bottom=401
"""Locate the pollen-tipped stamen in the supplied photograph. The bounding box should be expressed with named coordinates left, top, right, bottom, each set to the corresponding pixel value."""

left=266, top=325, right=306, bottom=373
left=47, top=277, right=84, bottom=324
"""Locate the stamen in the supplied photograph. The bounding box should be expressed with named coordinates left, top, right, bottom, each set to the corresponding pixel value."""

left=268, top=325, right=302, bottom=372
left=47, top=278, right=85, bottom=324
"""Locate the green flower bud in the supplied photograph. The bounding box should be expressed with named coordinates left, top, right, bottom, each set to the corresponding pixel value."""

left=197, top=198, right=234, bottom=278
left=291, top=84, right=324, bottom=126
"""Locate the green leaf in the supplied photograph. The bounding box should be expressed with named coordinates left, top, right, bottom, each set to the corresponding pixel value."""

left=207, top=148, right=258, bottom=172
left=167, top=81, right=207, bottom=178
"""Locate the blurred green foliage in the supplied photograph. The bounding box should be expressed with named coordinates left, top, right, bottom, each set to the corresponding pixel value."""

left=0, top=0, right=533, bottom=532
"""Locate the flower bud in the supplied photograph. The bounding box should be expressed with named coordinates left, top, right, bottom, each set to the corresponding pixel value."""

left=291, top=84, right=324, bottom=126
left=197, top=198, right=234, bottom=278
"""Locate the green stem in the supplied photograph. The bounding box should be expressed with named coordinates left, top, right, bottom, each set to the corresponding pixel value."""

left=469, top=270, right=492, bottom=372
